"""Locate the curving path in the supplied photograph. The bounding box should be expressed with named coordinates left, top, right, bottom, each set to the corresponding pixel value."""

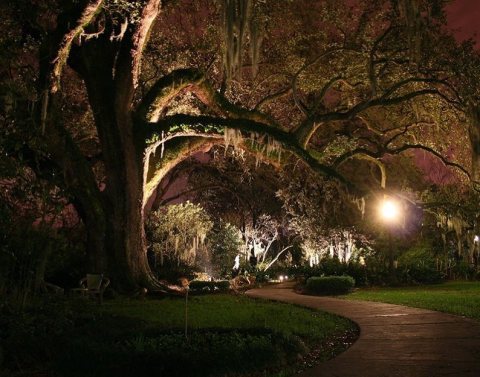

left=246, top=284, right=480, bottom=377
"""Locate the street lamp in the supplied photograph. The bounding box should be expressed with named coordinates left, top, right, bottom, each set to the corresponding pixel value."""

left=379, top=199, right=400, bottom=222
left=379, top=197, right=402, bottom=283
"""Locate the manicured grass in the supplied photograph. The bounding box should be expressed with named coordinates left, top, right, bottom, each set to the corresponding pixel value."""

left=99, top=294, right=352, bottom=341
left=343, top=281, right=480, bottom=320
left=1, top=294, right=357, bottom=377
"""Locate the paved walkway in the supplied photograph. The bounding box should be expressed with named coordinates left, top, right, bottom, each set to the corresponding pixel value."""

left=246, top=284, right=480, bottom=377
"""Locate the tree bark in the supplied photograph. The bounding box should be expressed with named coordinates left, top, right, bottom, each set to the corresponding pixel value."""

left=468, top=105, right=480, bottom=182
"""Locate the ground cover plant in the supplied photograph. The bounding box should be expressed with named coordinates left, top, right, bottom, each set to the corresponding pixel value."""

left=343, top=281, right=480, bottom=320
left=0, top=294, right=357, bottom=377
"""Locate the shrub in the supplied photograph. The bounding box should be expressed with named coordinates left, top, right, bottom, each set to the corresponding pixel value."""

left=306, top=276, right=355, bottom=295
left=54, top=329, right=306, bottom=377
left=451, top=260, right=476, bottom=280
left=398, top=243, right=445, bottom=284
left=188, top=280, right=230, bottom=293
left=288, top=260, right=368, bottom=286
left=401, top=265, right=444, bottom=284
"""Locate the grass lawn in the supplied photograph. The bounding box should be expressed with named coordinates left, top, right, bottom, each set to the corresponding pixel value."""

left=1, top=293, right=357, bottom=377
left=343, top=281, right=480, bottom=320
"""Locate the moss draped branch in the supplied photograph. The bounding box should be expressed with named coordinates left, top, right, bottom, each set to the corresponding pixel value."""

left=145, top=114, right=352, bottom=189
left=49, top=0, right=105, bottom=93
left=136, top=69, right=204, bottom=122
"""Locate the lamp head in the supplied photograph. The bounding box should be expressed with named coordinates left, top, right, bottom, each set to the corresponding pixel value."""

left=380, top=199, right=399, bottom=222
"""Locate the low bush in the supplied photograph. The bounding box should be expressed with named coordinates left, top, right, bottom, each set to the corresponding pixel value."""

left=53, top=328, right=307, bottom=377
left=400, top=265, right=444, bottom=284
left=451, top=261, right=476, bottom=280
left=289, top=260, right=368, bottom=286
left=306, top=276, right=355, bottom=295
left=398, top=244, right=445, bottom=284
left=188, top=280, right=230, bottom=293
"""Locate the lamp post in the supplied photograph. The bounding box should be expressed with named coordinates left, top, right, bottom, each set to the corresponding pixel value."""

left=379, top=198, right=401, bottom=282
left=474, top=235, right=479, bottom=269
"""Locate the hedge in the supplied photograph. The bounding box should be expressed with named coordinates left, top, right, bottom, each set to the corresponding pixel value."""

left=306, top=275, right=355, bottom=295
left=188, top=280, right=230, bottom=293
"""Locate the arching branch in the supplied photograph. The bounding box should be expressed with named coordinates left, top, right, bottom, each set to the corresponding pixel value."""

left=143, top=137, right=215, bottom=208
left=387, top=143, right=474, bottom=182
left=192, top=80, right=279, bottom=127
left=293, top=88, right=441, bottom=147
left=254, top=87, right=292, bottom=110
left=49, top=0, right=105, bottom=94
left=145, top=114, right=352, bottom=189
left=334, top=150, right=387, bottom=189
left=136, top=69, right=205, bottom=122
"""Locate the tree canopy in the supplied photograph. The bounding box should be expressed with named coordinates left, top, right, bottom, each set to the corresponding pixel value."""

left=1, top=0, right=479, bottom=290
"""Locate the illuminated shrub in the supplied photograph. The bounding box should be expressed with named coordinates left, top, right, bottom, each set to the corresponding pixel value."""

left=306, top=276, right=355, bottom=295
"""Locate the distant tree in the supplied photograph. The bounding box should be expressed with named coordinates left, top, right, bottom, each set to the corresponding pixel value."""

left=147, top=201, right=213, bottom=268
left=277, top=165, right=370, bottom=265
left=208, top=221, right=243, bottom=278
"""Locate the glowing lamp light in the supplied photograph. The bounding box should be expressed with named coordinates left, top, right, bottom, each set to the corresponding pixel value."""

left=279, top=275, right=284, bottom=281
left=380, top=199, right=399, bottom=222
left=474, top=235, right=479, bottom=243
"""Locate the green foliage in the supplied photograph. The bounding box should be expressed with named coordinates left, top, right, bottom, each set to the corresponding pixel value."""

left=207, top=221, right=242, bottom=278
left=451, top=260, right=476, bottom=280
left=1, top=294, right=356, bottom=376
left=398, top=243, right=445, bottom=284
left=55, top=329, right=306, bottom=377
left=306, top=275, right=355, bottom=295
left=147, top=201, right=213, bottom=268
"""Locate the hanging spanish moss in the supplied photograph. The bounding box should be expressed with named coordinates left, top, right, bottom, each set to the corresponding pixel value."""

left=222, top=0, right=263, bottom=79
left=224, top=127, right=243, bottom=151
left=352, top=196, right=366, bottom=219
left=398, top=0, right=423, bottom=63
left=265, top=136, right=282, bottom=162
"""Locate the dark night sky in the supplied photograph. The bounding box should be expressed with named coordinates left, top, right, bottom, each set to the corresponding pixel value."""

left=446, top=0, right=480, bottom=46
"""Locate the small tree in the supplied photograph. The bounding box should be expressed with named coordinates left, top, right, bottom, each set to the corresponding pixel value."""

left=242, top=214, right=292, bottom=271
left=208, top=222, right=243, bottom=278
left=147, top=202, right=213, bottom=268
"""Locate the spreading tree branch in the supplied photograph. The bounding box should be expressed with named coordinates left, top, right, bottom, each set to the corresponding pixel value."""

left=387, top=143, right=473, bottom=182
left=49, top=0, right=105, bottom=93
left=145, top=114, right=352, bottom=189
left=136, top=68, right=204, bottom=122
left=114, top=0, right=162, bottom=111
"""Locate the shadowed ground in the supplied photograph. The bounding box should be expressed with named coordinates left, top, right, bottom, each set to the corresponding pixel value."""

left=246, top=283, right=480, bottom=377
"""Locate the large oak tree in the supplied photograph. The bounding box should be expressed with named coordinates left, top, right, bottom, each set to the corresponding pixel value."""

left=2, top=0, right=478, bottom=290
